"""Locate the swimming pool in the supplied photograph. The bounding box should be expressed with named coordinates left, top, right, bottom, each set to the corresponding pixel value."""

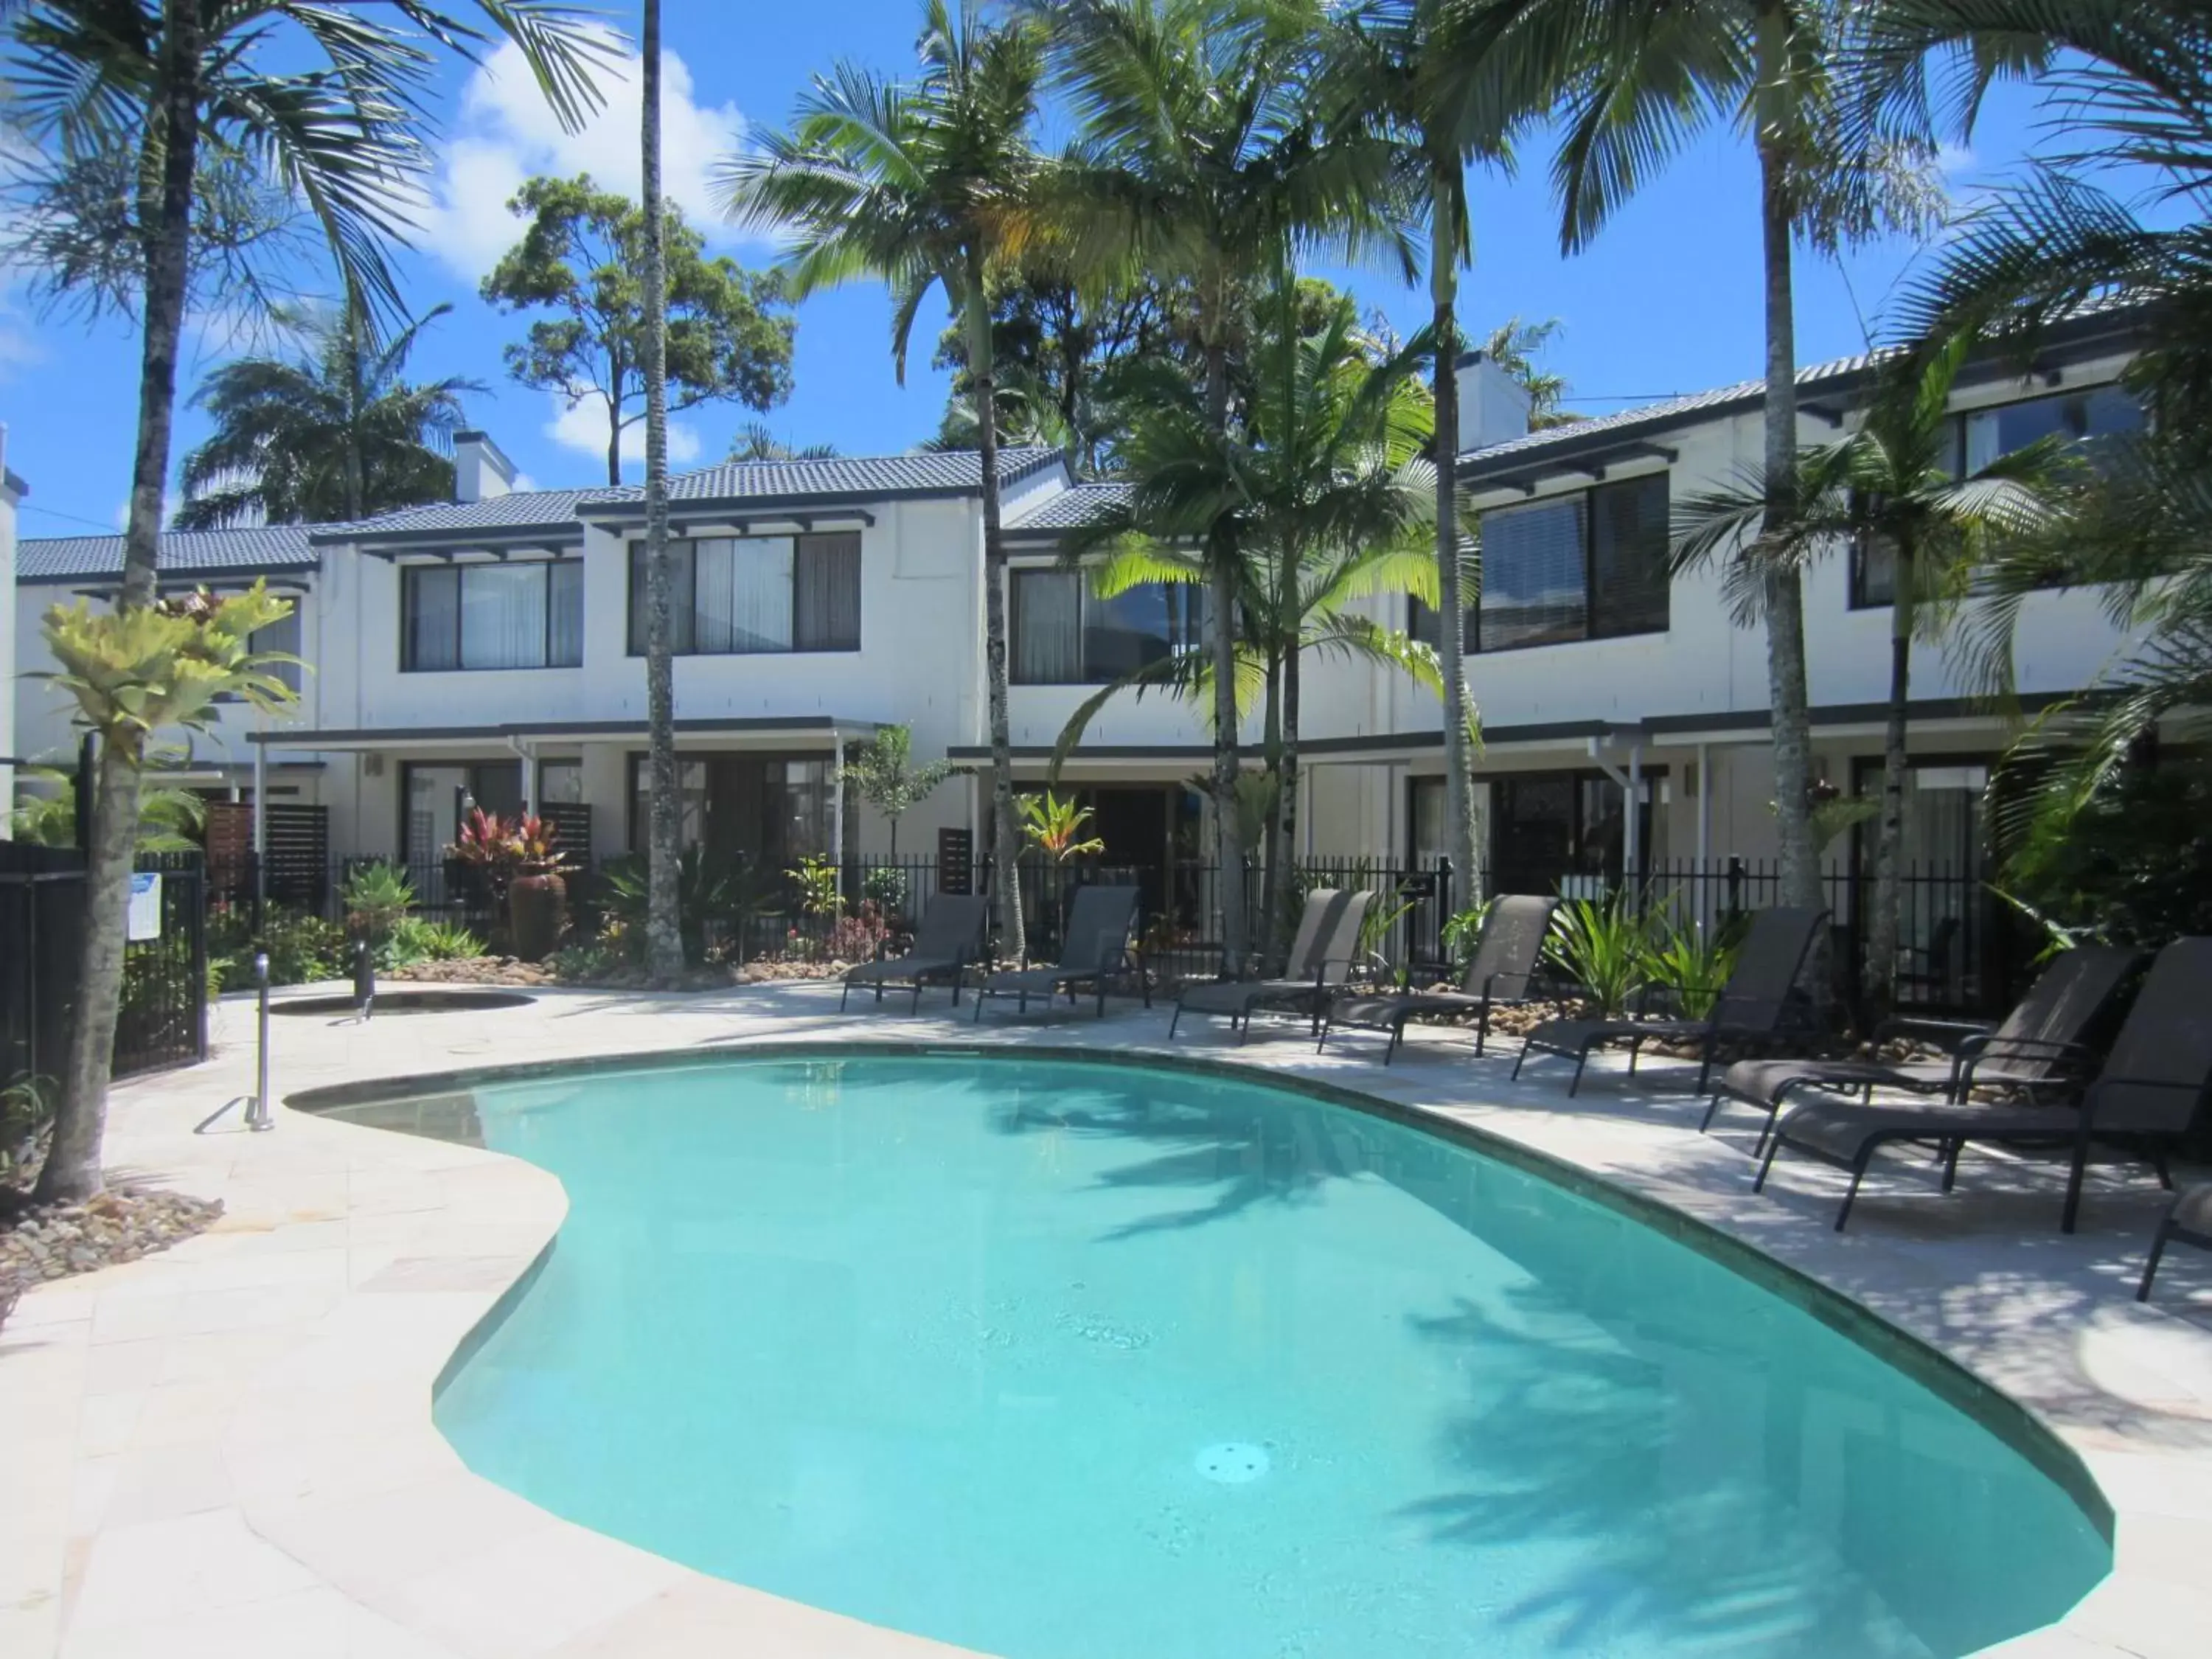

left=410, top=1050, right=2109, bottom=1658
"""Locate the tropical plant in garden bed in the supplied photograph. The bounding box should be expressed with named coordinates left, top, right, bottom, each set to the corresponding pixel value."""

left=32, top=585, right=300, bottom=1199
left=0, top=0, right=606, bottom=1206
left=1545, top=890, right=1650, bottom=1018
left=840, top=724, right=961, bottom=860
left=340, top=861, right=416, bottom=950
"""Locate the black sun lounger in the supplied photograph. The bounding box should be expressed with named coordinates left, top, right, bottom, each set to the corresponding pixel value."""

left=1169, top=888, right=1374, bottom=1041
left=1759, top=936, right=2212, bottom=1232
left=1318, top=895, right=1559, bottom=1060
left=840, top=894, right=990, bottom=1012
left=1513, top=906, right=1828, bottom=1096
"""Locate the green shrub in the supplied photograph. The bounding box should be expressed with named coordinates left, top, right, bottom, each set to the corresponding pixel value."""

left=600, top=849, right=771, bottom=965
left=860, top=865, right=908, bottom=914
left=379, top=916, right=485, bottom=969
left=213, top=908, right=346, bottom=990
left=1643, top=906, right=1743, bottom=1020
left=340, top=860, right=415, bottom=944
left=548, top=939, right=625, bottom=982
left=1546, top=890, right=1650, bottom=1018
left=1440, top=900, right=1494, bottom=969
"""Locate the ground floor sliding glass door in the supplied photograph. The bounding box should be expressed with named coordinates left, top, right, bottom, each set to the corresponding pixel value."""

left=625, top=754, right=849, bottom=873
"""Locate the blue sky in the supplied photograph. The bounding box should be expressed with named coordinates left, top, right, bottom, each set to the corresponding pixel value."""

left=1, top=1, right=2054, bottom=538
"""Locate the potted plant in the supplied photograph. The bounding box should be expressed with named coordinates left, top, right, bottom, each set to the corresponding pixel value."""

left=506, top=815, right=572, bottom=962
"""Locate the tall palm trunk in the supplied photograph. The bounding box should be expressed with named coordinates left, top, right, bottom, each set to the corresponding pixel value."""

left=1865, top=546, right=1914, bottom=1015
left=640, top=0, right=684, bottom=983
left=969, top=276, right=1026, bottom=964
left=1201, top=316, right=1248, bottom=977
left=1277, top=641, right=1303, bottom=965
left=1259, top=605, right=1285, bottom=970
left=1753, top=2, right=1819, bottom=929
left=1431, top=164, right=1478, bottom=903
left=342, top=304, right=366, bottom=521
left=40, top=0, right=204, bottom=1204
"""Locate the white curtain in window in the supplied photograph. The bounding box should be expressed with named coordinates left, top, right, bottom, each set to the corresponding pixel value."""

left=252, top=609, right=304, bottom=692
left=692, top=538, right=738, bottom=653
left=1014, top=571, right=1083, bottom=682
left=459, top=564, right=548, bottom=669
left=728, top=537, right=795, bottom=652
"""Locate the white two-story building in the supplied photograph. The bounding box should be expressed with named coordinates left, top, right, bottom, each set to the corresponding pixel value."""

left=11, top=306, right=2148, bottom=951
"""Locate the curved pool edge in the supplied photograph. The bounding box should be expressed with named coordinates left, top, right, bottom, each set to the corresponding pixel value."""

left=289, top=1043, right=2126, bottom=1590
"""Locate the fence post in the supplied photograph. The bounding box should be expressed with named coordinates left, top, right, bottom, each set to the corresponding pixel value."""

left=1435, top=856, right=1453, bottom=965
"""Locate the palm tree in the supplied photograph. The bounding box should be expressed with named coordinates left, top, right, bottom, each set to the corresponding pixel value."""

left=720, top=0, right=1046, bottom=962
left=177, top=303, right=476, bottom=528
left=1674, top=335, right=2070, bottom=1015
left=1856, top=1, right=2212, bottom=845
left=1319, top=0, right=1534, bottom=916
left=0, top=1, right=602, bottom=1204
left=639, top=0, right=683, bottom=983
left=1052, top=280, right=1447, bottom=966
left=1042, top=0, right=1413, bottom=973
left=1530, top=0, right=1940, bottom=925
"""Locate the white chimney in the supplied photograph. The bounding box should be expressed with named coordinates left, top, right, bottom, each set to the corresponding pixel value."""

left=453, top=430, right=516, bottom=504
left=1455, top=349, right=1532, bottom=452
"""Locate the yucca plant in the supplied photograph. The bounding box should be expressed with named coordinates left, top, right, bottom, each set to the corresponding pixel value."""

left=1545, top=889, right=1650, bottom=1018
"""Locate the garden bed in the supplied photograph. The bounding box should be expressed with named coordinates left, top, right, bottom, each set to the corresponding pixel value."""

left=0, top=1176, right=223, bottom=1329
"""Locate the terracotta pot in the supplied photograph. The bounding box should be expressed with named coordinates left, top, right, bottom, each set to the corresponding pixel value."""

left=509, top=868, right=567, bottom=961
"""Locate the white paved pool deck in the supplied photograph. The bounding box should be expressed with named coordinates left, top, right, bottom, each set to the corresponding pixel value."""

left=4, top=981, right=2208, bottom=1659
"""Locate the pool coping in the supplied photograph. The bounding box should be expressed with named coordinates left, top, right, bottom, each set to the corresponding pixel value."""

left=8, top=989, right=2206, bottom=1658
left=291, top=1039, right=2118, bottom=1548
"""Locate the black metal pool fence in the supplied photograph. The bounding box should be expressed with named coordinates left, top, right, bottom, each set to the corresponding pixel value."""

left=202, top=846, right=2026, bottom=1017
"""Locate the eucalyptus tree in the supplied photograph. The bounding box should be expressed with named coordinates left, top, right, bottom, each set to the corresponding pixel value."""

left=1673, top=335, right=2070, bottom=1013
left=720, top=0, right=1047, bottom=961
left=1529, top=0, right=1941, bottom=921
left=0, top=0, right=603, bottom=1203
left=1319, top=0, right=1538, bottom=909
left=1041, top=0, right=1413, bottom=973
left=178, top=302, right=476, bottom=529
left=1050, top=281, right=1446, bottom=966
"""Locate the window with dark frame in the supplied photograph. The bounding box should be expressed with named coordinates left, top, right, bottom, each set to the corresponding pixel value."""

left=1411, top=470, right=1670, bottom=653
left=625, top=532, right=862, bottom=655
left=1009, top=568, right=1207, bottom=684
left=401, top=560, right=583, bottom=671
left=1851, top=383, right=2145, bottom=609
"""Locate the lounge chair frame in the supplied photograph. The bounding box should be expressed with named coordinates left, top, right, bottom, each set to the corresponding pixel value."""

left=970, top=884, right=1146, bottom=1022
left=838, top=894, right=989, bottom=1013
left=1168, top=888, right=1374, bottom=1043
left=1317, top=895, right=1560, bottom=1061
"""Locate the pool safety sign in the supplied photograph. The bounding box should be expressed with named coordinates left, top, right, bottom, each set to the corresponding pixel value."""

left=127, top=872, right=162, bottom=942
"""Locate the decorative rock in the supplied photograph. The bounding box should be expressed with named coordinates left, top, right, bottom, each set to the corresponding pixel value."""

left=0, top=1183, right=224, bottom=1325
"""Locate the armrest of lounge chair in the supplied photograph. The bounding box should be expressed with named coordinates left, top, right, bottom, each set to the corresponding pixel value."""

left=1874, top=1015, right=1994, bottom=1054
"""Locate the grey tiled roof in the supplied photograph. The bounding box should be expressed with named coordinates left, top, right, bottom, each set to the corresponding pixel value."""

left=1461, top=349, right=1880, bottom=471
left=1005, top=481, right=1133, bottom=534
left=312, top=489, right=594, bottom=543
left=305, top=448, right=1068, bottom=543
left=18, top=525, right=317, bottom=582
left=580, top=446, right=1065, bottom=509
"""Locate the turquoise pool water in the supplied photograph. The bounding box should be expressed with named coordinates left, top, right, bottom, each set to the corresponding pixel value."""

left=428, top=1053, right=2109, bottom=1658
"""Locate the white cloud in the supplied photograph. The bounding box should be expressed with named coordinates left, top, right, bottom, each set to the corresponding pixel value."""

left=418, top=30, right=748, bottom=281
left=546, top=395, right=699, bottom=470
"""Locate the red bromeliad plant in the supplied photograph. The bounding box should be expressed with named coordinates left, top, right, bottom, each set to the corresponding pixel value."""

left=445, top=810, right=571, bottom=905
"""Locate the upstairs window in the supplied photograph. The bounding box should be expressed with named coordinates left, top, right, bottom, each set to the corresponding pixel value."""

left=403, top=560, right=583, bottom=672
left=1011, top=571, right=1207, bottom=684
left=1853, top=384, right=2144, bottom=607
left=627, top=532, right=861, bottom=655
left=1413, top=471, right=1670, bottom=652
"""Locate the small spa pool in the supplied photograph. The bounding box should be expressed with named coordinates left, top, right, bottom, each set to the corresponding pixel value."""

left=361, top=1051, right=2107, bottom=1658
